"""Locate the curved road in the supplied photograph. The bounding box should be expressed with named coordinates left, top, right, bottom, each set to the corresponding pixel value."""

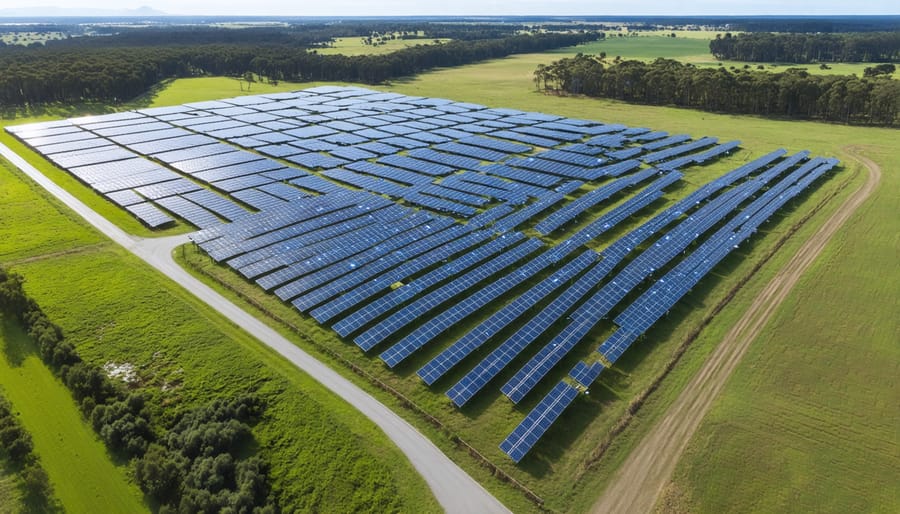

left=0, top=143, right=510, bottom=514
left=592, top=147, right=882, bottom=514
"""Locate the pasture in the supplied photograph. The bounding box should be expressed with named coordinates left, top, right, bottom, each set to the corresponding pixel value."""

left=315, top=35, right=451, bottom=56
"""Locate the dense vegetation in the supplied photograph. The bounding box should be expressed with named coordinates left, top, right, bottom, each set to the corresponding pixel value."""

left=534, top=54, right=900, bottom=126
left=0, top=265, right=277, bottom=512
left=0, top=394, right=58, bottom=511
left=0, top=31, right=597, bottom=106
left=710, top=32, right=900, bottom=64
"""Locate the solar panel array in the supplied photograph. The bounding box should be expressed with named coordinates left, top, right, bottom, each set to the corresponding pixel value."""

left=7, top=86, right=838, bottom=464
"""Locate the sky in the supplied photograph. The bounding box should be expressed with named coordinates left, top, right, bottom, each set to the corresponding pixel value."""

left=1, top=0, right=897, bottom=16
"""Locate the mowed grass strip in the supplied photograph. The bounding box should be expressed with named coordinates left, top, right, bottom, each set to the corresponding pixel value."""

left=0, top=158, right=102, bottom=263
left=0, top=317, right=147, bottom=514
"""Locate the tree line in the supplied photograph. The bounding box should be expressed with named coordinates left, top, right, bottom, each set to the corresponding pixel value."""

left=0, top=31, right=598, bottom=107
left=710, top=32, right=900, bottom=63
left=534, top=54, right=900, bottom=126
left=0, top=394, right=59, bottom=511
left=0, top=266, right=277, bottom=512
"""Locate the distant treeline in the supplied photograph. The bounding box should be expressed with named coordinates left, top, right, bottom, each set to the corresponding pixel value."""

left=710, top=32, right=900, bottom=63
left=0, top=31, right=597, bottom=106
left=535, top=55, right=900, bottom=126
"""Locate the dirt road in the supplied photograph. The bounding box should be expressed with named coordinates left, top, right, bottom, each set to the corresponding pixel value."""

left=592, top=148, right=881, bottom=514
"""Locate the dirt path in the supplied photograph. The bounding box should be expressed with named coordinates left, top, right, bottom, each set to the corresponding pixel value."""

left=592, top=147, right=881, bottom=514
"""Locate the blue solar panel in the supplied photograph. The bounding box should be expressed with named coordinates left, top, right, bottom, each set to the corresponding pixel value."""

left=534, top=166, right=661, bottom=235
left=379, top=154, right=454, bottom=176
left=433, top=142, right=509, bottom=162
left=568, top=361, right=605, bottom=388
left=334, top=232, right=524, bottom=338
left=478, top=164, right=559, bottom=187
left=315, top=228, right=492, bottom=326
left=345, top=161, right=433, bottom=186
left=363, top=237, right=542, bottom=356
left=419, top=249, right=596, bottom=386
left=408, top=148, right=482, bottom=170
left=446, top=258, right=613, bottom=407
left=499, top=381, right=579, bottom=463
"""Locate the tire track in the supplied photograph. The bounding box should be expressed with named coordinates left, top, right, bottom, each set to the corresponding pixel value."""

left=592, top=147, right=881, bottom=514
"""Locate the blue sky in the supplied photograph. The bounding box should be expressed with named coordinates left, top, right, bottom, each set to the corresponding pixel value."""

left=5, top=1, right=897, bottom=16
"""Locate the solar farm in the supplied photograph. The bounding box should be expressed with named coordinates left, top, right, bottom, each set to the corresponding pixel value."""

left=7, top=85, right=838, bottom=463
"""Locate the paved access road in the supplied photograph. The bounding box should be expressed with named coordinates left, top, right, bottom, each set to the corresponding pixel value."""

left=0, top=143, right=510, bottom=514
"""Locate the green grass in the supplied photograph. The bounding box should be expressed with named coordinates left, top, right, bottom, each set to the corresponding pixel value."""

left=0, top=158, right=102, bottom=263
left=315, top=36, right=451, bottom=56
left=0, top=32, right=65, bottom=46
left=0, top=460, right=24, bottom=514
left=0, top=317, right=147, bottom=514
left=143, top=76, right=310, bottom=107
left=560, top=36, right=898, bottom=78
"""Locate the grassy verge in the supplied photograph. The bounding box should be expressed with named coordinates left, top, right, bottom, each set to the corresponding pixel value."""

left=0, top=317, right=146, bottom=514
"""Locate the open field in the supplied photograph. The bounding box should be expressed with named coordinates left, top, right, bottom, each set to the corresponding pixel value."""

left=315, top=36, right=451, bottom=56
left=1, top=36, right=896, bottom=513
left=0, top=149, right=440, bottom=512
left=559, top=36, right=898, bottom=78
left=0, top=318, right=146, bottom=514
left=0, top=31, right=65, bottom=46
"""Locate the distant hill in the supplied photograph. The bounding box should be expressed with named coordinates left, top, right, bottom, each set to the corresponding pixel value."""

left=0, top=5, right=167, bottom=17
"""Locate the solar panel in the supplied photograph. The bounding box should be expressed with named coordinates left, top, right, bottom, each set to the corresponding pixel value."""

left=500, top=382, right=579, bottom=462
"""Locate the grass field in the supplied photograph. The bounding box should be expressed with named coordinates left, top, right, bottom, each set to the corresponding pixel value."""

left=1, top=40, right=897, bottom=512
left=0, top=32, right=65, bottom=46
left=315, top=36, right=451, bottom=56
left=557, top=36, right=898, bottom=78
left=0, top=148, right=440, bottom=512
left=0, top=318, right=146, bottom=514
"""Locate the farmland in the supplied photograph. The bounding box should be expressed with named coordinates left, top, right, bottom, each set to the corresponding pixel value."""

left=0, top=27, right=896, bottom=514
left=560, top=35, right=899, bottom=78
left=315, top=35, right=452, bottom=56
